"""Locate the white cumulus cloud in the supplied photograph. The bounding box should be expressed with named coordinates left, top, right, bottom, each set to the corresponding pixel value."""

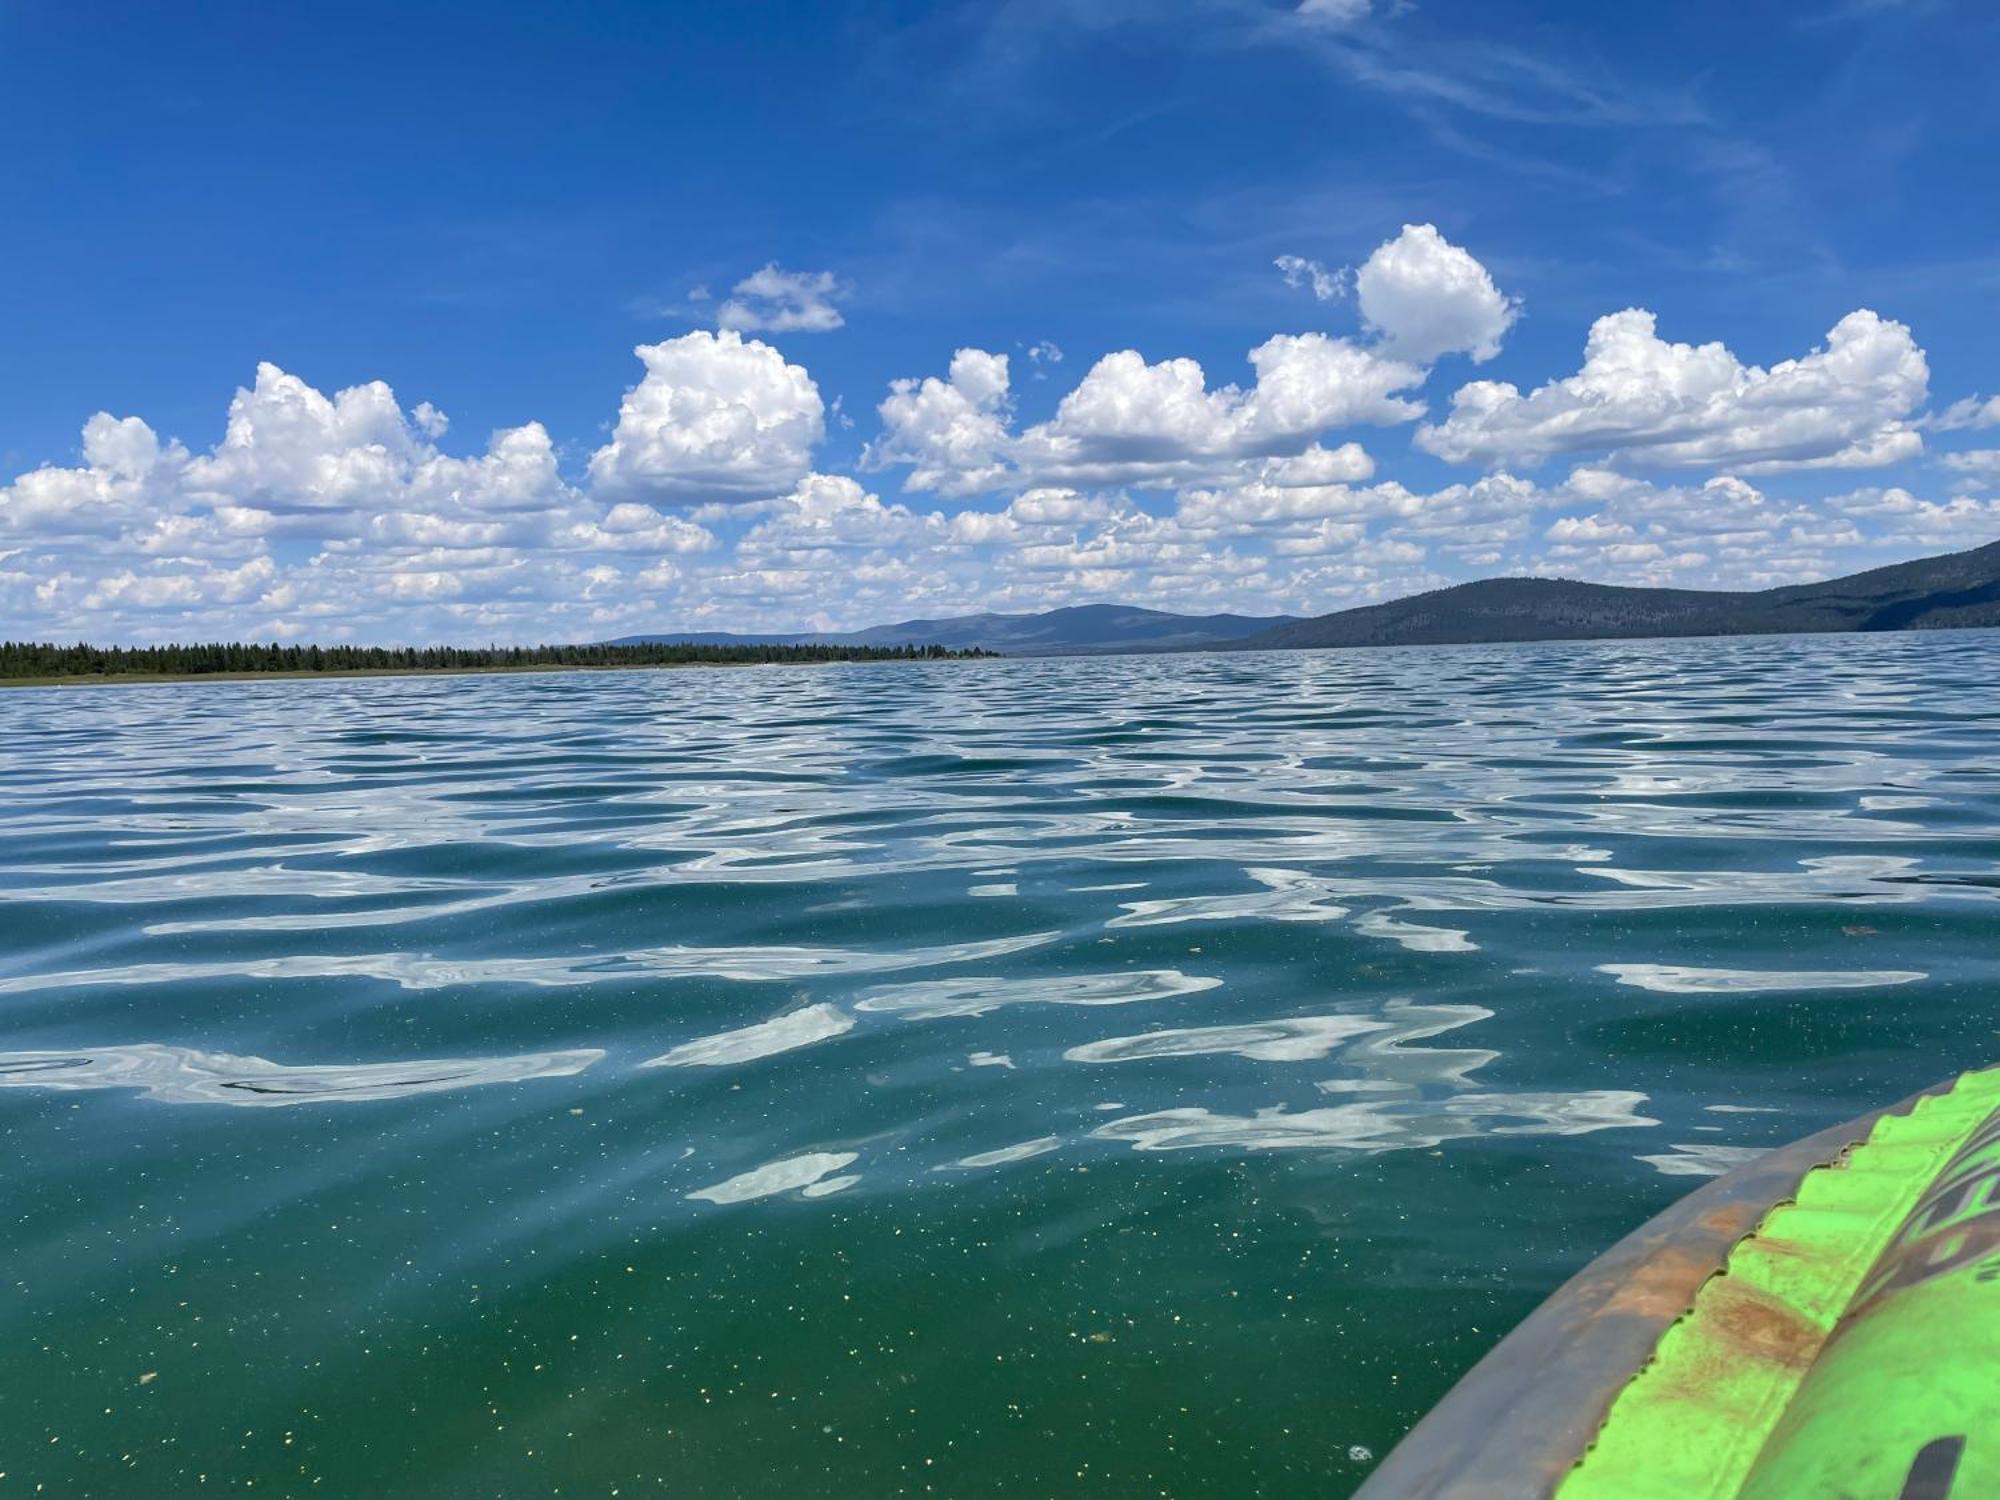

left=714, top=263, right=848, bottom=334
left=1356, top=223, right=1519, bottom=365
left=1418, top=308, right=1928, bottom=473
left=2, top=248, right=1985, bottom=649
left=1939, top=449, right=2000, bottom=480
left=873, top=336, right=1418, bottom=495
left=865, top=349, right=1017, bottom=498
left=872, top=225, right=1514, bottom=496
left=1297, top=0, right=1372, bottom=26
left=1275, top=254, right=1348, bottom=301
left=1018, top=336, right=1422, bottom=480
left=0, top=414, right=190, bottom=538
left=1925, top=394, right=2000, bottom=431
left=587, top=330, right=825, bottom=504
left=184, top=363, right=568, bottom=521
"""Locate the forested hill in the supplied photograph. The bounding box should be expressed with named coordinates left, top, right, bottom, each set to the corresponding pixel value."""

left=0, top=639, right=989, bottom=681
left=1232, top=538, right=2000, bottom=651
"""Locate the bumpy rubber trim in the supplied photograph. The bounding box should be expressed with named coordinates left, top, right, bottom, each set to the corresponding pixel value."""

left=1563, top=1065, right=2000, bottom=1500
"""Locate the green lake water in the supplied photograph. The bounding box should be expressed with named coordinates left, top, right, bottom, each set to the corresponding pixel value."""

left=3, top=631, right=1997, bottom=1496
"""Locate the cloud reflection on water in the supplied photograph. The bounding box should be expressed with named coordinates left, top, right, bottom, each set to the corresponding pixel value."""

left=854, top=969, right=1221, bottom=1019
left=0, top=1043, right=601, bottom=1106
left=1093, top=1090, right=1656, bottom=1153
left=1599, top=964, right=1925, bottom=993
left=641, top=1002, right=853, bottom=1068
left=1065, top=1015, right=1388, bottom=1064
left=689, top=1151, right=860, bottom=1204
left=0, top=931, right=1057, bottom=996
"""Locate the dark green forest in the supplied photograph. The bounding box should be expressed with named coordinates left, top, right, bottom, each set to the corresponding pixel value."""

left=0, top=639, right=989, bottom=680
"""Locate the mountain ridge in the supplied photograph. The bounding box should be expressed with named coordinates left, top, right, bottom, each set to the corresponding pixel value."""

left=605, top=538, right=2000, bottom=658
left=1229, top=537, right=2000, bottom=651
left=608, top=602, right=1300, bottom=655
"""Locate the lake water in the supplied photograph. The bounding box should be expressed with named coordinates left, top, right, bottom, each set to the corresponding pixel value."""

left=3, top=632, right=1997, bottom=1497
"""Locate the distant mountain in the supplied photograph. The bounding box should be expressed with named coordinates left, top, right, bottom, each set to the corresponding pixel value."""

left=604, top=540, right=2000, bottom=659
left=608, top=603, right=1298, bottom=655
left=1232, top=538, right=2000, bottom=651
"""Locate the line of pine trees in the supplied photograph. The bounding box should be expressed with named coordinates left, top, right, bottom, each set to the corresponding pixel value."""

left=0, top=639, right=991, bottom=679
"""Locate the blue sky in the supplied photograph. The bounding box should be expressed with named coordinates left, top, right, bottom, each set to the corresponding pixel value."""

left=4, top=0, right=1999, bottom=642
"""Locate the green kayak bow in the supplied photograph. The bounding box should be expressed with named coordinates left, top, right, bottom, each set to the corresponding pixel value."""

left=1358, top=1066, right=2000, bottom=1500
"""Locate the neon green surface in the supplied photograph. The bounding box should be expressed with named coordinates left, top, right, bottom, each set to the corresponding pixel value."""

left=1562, top=1065, right=2000, bottom=1500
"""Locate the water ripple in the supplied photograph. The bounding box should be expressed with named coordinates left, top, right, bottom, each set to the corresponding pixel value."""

left=0, top=1042, right=600, bottom=1104
left=3, top=632, right=1997, bottom=1496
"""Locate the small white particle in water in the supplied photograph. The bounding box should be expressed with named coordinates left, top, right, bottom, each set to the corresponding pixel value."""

left=1348, top=1445, right=1373, bottom=1463
left=1094, top=1102, right=1124, bottom=1111
left=968, top=1052, right=1015, bottom=1069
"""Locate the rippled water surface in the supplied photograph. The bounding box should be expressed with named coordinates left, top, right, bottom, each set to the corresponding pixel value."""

left=4, top=633, right=1998, bottom=1496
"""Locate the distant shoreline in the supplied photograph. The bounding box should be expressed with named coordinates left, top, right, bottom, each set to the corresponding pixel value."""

left=0, top=658, right=969, bottom=690
left=0, top=637, right=990, bottom=687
